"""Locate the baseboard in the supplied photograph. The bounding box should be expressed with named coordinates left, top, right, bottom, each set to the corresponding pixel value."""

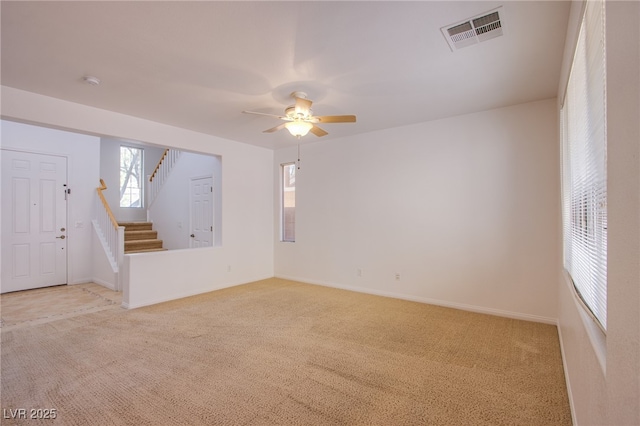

left=123, top=276, right=273, bottom=309
left=124, top=286, right=225, bottom=309
left=123, top=273, right=559, bottom=324
left=556, top=322, right=577, bottom=425
left=68, top=278, right=95, bottom=286
left=275, top=274, right=558, bottom=325
left=91, top=278, right=117, bottom=291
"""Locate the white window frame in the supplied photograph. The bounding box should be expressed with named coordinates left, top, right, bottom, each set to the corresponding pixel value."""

left=119, top=145, right=144, bottom=209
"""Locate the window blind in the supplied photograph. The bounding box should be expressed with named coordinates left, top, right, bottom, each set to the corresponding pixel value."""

left=561, top=0, right=607, bottom=331
left=282, top=163, right=296, bottom=242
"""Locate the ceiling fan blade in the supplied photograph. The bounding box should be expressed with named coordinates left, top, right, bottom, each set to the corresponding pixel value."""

left=242, top=110, right=287, bottom=120
left=295, top=97, right=313, bottom=116
left=262, top=123, right=287, bottom=133
left=309, top=125, right=328, bottom=137
left=314, top=115, right=357, bottom=123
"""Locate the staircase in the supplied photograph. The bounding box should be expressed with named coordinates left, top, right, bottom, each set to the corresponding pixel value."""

left=120, top=222, right=167, bottom=254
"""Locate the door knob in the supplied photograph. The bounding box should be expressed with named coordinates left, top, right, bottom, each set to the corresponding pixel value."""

left=190, top=234, right=195, bottom=238
left=56, top=235, right=66, bottom=239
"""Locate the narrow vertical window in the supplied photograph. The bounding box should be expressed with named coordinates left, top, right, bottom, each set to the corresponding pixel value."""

left=120, top=146, right=144, bottom=208
left=561, top=0, right=607, bottom=331
left=282, top=163, right=296, bottom=242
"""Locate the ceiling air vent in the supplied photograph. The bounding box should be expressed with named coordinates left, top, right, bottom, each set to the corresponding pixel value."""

left=441, top=6, right=504, bottom=51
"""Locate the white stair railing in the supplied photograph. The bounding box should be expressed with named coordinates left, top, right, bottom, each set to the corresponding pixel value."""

left=95, top=179, right=124, bottom=289
left=148, top=148, right=181, bottom=208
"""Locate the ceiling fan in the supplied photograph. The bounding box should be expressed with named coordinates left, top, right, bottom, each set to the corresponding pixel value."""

left=242, top=91, right=356, bottom=138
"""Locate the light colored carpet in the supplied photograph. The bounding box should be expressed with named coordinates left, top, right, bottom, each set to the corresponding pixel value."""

left=0, top=283, right=122, bottom=331
left=0, top=278, right=571, bottom=425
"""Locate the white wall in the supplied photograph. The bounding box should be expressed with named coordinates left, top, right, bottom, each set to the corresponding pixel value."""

left=0, top=120, right=100, bottom=285
left=148, top=151, right=222, bottom=250
left=1, top=87, right=274, bottom=307
left=275, top=98, right=560, bottom=323
left=557, top=1, right=640, bottom=425
left=100, top=137, right=165, bottom=223
left=90, top=222, right=117, bottom=290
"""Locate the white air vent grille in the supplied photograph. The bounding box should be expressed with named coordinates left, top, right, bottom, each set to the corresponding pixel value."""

left=441, top=7, right=504, bottom=51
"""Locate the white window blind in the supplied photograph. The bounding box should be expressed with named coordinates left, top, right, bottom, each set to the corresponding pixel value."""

left=561, top=0, right=607, bottom=330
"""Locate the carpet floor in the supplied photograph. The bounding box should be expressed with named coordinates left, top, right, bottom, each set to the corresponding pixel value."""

left=0, top=278, right=571, bottom=425
left=1, top=283, right=122, bottom=331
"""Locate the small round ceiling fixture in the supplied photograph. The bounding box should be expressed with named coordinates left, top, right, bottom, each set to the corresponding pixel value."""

left=82, top=75, right=101, bottom=86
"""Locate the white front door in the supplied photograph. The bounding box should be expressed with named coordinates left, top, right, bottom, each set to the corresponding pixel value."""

left=1, top=150, right=68, bottom=293
left=189, top=176, right=213, bottom=248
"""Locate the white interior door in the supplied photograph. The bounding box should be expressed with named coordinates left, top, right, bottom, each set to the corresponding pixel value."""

left=189, top=176, right=213, bottom=248
left=1, top=150, right=68, bottom=293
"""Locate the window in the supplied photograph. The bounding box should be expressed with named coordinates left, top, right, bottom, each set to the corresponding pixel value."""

left=281, top=163, right=296, bottom=242
left=120, top=146, right=144, bottom=208
left=561, top=0, right=607, bottom=330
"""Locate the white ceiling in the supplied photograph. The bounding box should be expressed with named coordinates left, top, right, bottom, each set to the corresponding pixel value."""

left=1, top=1, right=570, bottom=150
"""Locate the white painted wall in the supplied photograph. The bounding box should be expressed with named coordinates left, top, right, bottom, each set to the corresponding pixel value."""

left=275, top=98, right=560, bottom=323
left=0, top=120, right=100, bottom=285
left=557, top=1, right=640, bottom=425
left=99, top=137, right=165, bottom=223
left=1, top=87, right=274, bottom=307
left=90, top=221, right=117, bottom=290
left=122, top=247, right=219, bottom=308
left=148, top=151, right=222, bottom=250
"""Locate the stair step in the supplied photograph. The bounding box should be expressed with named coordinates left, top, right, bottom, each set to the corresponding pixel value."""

left=119, top=221, right=153, bottom=231
left=124, top=230, right=158, bottom=241
left=125, top=239, right=164, bottom=252
left=118, top=222, right=165, bottom=253
left=125, top=247, right=169, bottom=254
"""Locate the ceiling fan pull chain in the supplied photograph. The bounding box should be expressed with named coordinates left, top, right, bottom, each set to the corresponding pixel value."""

left=297, top=142, right=301, bottom=170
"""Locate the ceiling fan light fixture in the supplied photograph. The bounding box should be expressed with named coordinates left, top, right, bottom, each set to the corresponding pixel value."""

left=285, top=121, right=313, bottom=137
left=242, top=91, right=356, bottom=138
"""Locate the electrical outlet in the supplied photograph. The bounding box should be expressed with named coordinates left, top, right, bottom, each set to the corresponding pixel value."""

left=395, top=273, right=401, bottom=281
left=227, top=265, right=231, bottom=273
left=357, top=268, right=363, bottom=277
